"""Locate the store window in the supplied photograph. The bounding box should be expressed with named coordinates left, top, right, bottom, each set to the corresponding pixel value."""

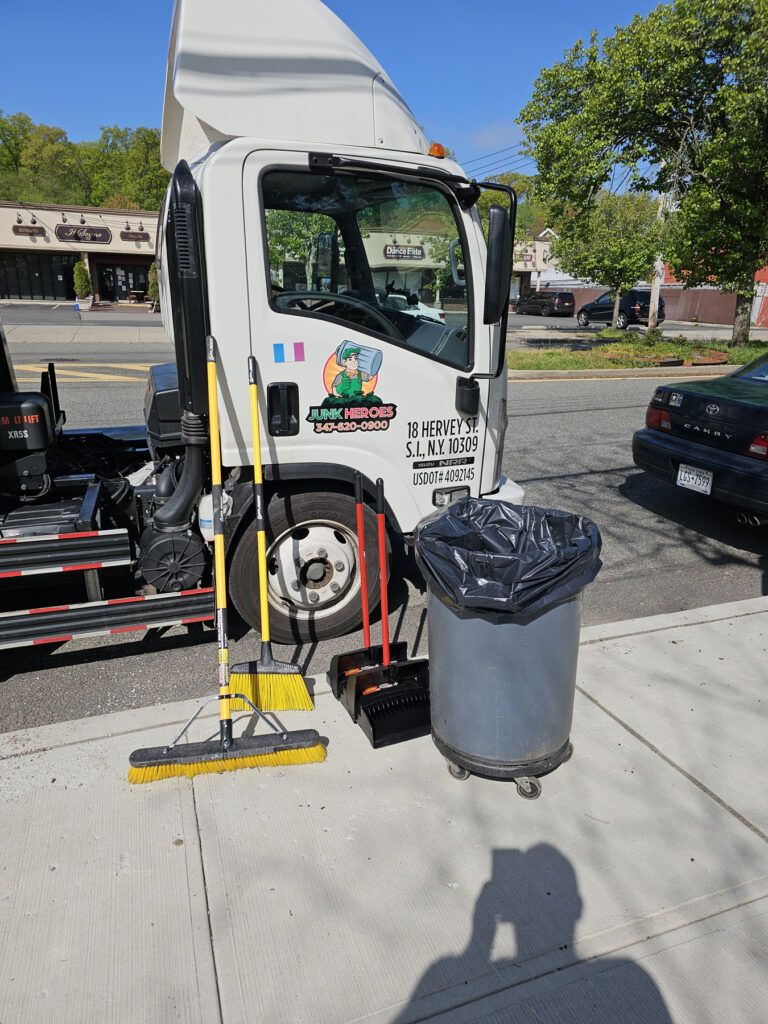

left=0, top=252, right=76, bottom=301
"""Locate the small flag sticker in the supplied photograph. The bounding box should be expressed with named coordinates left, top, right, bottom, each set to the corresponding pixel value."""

left=273, top=342, right=305, bottom=363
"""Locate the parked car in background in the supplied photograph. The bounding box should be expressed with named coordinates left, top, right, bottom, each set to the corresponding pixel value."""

left=514, top=290, right=575, bottom=317
left=632, top=352, right=768, bottom=516
left=577, top=289, right=665, bottom=329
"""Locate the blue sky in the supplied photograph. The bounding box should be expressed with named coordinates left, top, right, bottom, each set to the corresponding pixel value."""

left=0, top=0, right=659, bottom=175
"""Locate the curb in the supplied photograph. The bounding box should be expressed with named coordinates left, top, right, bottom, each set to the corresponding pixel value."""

left=507, top=364, right=737, bottom=380
left=579, top=594, right=768, bottom=646
left=5, top=596, right=768, bottom=759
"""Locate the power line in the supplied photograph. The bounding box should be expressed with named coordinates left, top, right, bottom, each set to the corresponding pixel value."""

left=474, top=156, right=535, bottom=176
left=466, top=153, right=534, bottom=175
left=461, top=143, right=524, bottom=167
left=471, top=155, right=537, bottom=179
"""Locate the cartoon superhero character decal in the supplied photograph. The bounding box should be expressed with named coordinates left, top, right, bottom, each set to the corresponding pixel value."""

left=306, top=341, right=397, bottom=433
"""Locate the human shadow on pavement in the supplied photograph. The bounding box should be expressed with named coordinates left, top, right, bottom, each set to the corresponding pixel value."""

left=391, top=844, right=674, bottom=1024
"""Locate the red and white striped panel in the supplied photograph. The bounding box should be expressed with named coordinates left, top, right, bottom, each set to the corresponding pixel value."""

left=0, top=529, right=130, bottom=578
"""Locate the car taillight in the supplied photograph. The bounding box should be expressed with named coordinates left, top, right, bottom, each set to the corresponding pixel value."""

left=647, top=405, right=671, bottom=430
left=748, top=433, right=768, bottom=459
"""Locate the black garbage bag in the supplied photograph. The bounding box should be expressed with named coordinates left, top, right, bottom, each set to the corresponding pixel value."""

left=413, top=498, right=602, bottom=616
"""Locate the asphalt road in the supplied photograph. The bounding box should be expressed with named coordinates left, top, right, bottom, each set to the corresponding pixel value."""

left=2, top=330, right=767, bottom=733
left=504, top=378, right=768, bottom=624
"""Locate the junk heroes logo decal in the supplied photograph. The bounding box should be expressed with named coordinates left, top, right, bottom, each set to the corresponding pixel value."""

left=306, top=342, right=397, bottom=434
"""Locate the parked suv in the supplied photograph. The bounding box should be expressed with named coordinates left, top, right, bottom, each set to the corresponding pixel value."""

left=576, top=289, right=665, bottom=330
left=514, top=290, right=575, bottom=317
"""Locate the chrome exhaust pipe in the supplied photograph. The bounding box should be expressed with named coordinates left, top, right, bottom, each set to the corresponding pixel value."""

left=736, top=511, right=768, bottom=527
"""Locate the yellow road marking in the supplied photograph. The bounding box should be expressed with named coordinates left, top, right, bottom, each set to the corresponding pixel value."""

left=15, top=363, right=150, bottom=382
left=15, top=362, right=152, bottom=371
left=17, top=368, right=137, bottom=382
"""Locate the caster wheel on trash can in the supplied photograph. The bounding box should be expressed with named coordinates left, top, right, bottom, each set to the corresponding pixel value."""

left=516, top=777, right=542, bottom=800
left=562, top=742, right=574, bottom=763
left=447, top=762, right=471, bottom=781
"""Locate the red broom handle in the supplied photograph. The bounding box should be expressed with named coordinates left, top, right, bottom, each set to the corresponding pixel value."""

left=376, top=477, right=390, bottom=666
left=354, top=472, right=371, bottom=650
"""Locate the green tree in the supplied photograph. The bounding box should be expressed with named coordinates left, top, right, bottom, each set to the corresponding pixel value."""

left=147, top=261, right=159, bottom=306
left=518, top=0, right=768, bottom=342
left=552, top=192, right=664, bottom=326
left=475, top=172, right=534, bottom=240
left=0, top=110, right=34, bottom=200
left=265, top=209, right=337, bottom=290
left=122, top=127, right=169, bottom=210
left=72, top=261, right=92, bottom=298
left=424, top=234, right=462, bottom=301
left=79, top=126, right=131, bottom=206
left=0, top=116, right=170, bottom=211
left=18, top=124, right=88, bottom=204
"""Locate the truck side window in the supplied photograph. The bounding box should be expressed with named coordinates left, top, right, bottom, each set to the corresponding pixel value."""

left=262, top=169, right=471, bottom=370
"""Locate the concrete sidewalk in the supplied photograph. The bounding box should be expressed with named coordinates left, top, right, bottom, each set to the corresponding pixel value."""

left=1, top=596, right=767, bottom=1023
left=2, top=321, right=171, bottom=345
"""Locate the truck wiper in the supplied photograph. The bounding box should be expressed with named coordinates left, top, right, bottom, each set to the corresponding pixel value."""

left=308, top=153, right=481, bottom=209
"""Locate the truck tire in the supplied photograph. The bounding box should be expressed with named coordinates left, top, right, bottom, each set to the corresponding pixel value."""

left=228, top=490, right=383, bottom=643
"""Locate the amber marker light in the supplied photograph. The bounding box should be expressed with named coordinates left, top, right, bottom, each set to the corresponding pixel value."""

left=428, top=143, right=446, bottom=158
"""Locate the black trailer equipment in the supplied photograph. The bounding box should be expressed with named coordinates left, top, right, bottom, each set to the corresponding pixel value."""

left=0, top=162, right=217, bottom=650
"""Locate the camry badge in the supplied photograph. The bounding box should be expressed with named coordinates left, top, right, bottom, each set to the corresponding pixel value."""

left=705, top=403, right=720, bottom=416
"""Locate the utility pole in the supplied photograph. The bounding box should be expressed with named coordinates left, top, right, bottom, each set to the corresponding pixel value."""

left=648, top=172, right=666, bottom=331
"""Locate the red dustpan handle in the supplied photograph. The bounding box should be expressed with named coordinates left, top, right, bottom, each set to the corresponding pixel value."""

left=376, top=477, right=390, bottom=666
left=354, top=472, right=371, bottom=650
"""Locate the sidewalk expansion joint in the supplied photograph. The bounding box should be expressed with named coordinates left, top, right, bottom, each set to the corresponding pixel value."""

left=191, top=783, right=225, bottom=1024
left=576, top=684, right=768, bottom=845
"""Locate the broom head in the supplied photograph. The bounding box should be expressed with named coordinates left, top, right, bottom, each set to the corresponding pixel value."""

left=128, top=728, right=325, bottom=784
left=230, top=642, right=312, bottom=712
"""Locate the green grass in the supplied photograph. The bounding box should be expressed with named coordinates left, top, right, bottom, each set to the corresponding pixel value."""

left=508, top=334, right=768, bottom=371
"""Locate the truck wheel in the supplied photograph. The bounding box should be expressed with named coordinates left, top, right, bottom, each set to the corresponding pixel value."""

left=228, top=490, right=382, bottom=643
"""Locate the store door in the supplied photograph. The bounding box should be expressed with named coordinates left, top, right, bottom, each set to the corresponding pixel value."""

left=96, top=263, right=150, bottom=302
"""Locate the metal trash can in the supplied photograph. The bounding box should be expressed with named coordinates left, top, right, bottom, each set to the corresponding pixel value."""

left=414, top=499, right=601, bottom=797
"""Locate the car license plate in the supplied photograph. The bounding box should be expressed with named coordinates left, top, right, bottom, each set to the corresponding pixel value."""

left=676, top=463, right=713, bottom=495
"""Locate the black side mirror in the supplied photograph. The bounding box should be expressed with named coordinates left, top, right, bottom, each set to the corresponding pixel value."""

left=483, top=204, right=512, bottom=325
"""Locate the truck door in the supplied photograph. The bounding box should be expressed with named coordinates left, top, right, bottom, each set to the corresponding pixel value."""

left=231, top=153, right=495, bottom=642
left=243, top=154, right=490, bottom=533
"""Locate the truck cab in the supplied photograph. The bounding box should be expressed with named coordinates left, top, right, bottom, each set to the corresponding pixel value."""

left=154, top=0, right=522, bottom=641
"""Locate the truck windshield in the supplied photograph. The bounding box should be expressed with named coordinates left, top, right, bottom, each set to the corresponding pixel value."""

left=262, top=169, right=471, bottom=370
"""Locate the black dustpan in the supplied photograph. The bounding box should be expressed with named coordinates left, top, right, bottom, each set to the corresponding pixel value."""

left=333, top=477, right=431, bottom=748
left=327, top=472, right=406, bottom=699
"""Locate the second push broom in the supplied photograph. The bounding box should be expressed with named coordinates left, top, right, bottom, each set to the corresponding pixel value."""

left=128, top=337, right=324, bottom=783
left=230, top=355, right=312, bottom=712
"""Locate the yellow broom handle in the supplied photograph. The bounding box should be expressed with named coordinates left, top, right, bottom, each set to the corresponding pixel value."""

left=207, top=339, right=230, bottom=722
left=248, top=356, right=271, bottom=643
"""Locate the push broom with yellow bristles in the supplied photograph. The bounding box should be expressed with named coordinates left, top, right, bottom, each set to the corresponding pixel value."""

left=128, top=337, right=324, bottom=784
left=229, top=355, right=312, bottom=712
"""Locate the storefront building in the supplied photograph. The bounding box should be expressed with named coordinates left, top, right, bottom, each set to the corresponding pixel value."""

left=0, top=201, right=159, bottom=303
